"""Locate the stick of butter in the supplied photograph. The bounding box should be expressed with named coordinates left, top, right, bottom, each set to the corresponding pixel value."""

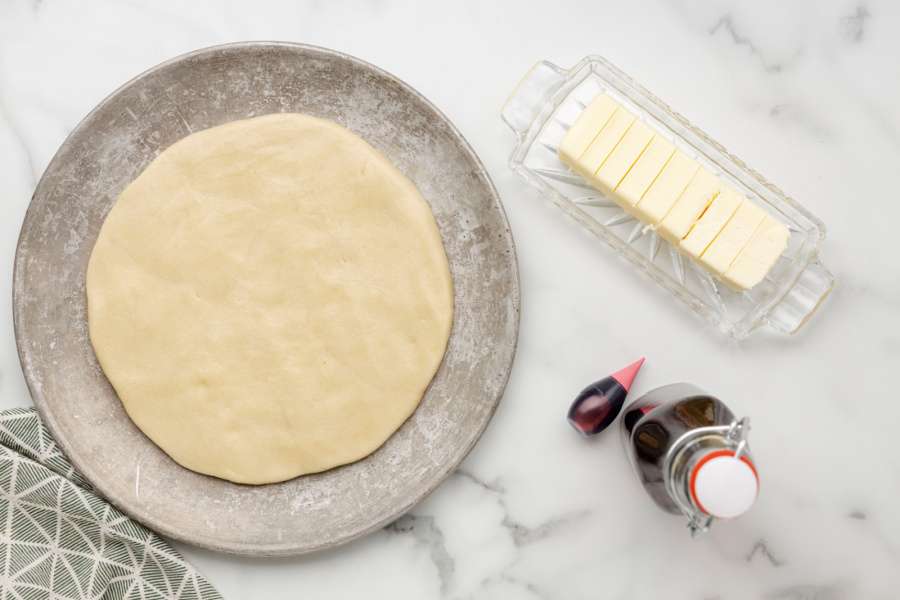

left=558, top=94, right=619, bottom=166
left=680, top=189, right=742, bottom=259
left=657, top=168, right=720, bottom=243
left=700, top=200, right=766, bottom=274
left=723, top=217, right=789, bottom=290
left=616, top=136, right=675, bottom=210
left=591, top=120, right=654, bottom=194
left=557, top=93, right=790, bottom=290
left=631, top=151, right=698, bottom=224
left=574, top=108, right=634, bottom=178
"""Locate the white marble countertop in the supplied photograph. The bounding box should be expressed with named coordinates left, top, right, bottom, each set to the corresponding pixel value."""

left=2, top=0, right=899, bottom=598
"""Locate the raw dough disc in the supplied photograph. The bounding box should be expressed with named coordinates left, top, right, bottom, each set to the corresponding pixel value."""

left=86, top=113, right=454, bottom=485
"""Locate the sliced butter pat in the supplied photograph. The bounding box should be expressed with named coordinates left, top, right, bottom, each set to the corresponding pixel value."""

left=724, top=217, right=790, bottom=290
left=680, top=189, right=742, bottom=258
left=657, top=167, right=720, bottom=243
left=700, top=200, right=766, bottom=274
left=632, top=151, right=698, bottom=224
left=558, top=94, right=619, bottom=167
left=591, top=120, right=654, bottom=194
left=616, top=135, right=675, bottom=209
left=574, top=108, right=635, bottom=177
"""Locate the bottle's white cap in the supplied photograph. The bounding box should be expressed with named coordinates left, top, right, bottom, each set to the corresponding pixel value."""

left=690, top=452, right=758, bottom=519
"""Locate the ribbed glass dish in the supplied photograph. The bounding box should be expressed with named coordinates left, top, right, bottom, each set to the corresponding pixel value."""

left=502, top=56, right=834, bottom=340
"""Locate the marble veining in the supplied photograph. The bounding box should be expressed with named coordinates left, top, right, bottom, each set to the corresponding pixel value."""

left=386, top=515, right=456, bottom=593
left=2, top=0, right=900, bottom=598
left=708, top=15, right=792, bottom=73
left=0, top=96, right=38, bottom=185
left=840, top=6, right=871, bottom=43
left=746, top=540, right=785, bottom=568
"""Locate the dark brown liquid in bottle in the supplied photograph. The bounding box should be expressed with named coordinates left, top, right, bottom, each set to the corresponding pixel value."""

left=620, top=383, right=738, bottom=515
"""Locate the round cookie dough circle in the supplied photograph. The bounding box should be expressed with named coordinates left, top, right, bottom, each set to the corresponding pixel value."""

left=86, top=113, right=454, bottom=485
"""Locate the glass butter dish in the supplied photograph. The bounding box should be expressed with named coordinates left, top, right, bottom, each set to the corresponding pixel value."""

left=502, top=56, right=834, bottom=339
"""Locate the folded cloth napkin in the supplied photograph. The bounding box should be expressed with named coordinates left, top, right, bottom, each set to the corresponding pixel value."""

left=0, top=408, right=222, bottom=599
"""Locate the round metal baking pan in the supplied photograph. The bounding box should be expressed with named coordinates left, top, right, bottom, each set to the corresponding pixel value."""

left=13, top=42, right=519, bottom=555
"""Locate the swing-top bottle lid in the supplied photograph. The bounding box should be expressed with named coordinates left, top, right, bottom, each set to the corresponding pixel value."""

left=689, top=450, right=759, bottom=519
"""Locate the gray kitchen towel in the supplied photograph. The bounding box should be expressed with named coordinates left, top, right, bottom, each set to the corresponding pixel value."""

left=0, top=408, right=223, bottom=599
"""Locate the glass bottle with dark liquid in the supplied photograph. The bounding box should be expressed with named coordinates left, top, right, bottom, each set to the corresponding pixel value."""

left=620, top=383, right=758, bottom=535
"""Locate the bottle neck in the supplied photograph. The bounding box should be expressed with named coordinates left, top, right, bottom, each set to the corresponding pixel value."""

left=664, top=418, right=752, bottom=535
